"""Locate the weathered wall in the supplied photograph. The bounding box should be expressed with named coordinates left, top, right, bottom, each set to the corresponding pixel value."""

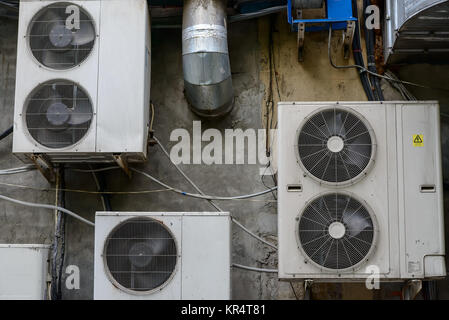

left=1, top=4, right=449, bottom=300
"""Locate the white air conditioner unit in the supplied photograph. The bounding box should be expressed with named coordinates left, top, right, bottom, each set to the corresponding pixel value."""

left=0, top=244, right=50, bottom=300
left=13, top=0, right=151, bottom=163
left=94, top=212, right=231, bottom=300
left=277, top=101, right=446, bottom=281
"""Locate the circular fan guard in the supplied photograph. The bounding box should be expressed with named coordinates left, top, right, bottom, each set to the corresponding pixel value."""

left=24, top=80, right=93, bottom=149
left=104, top=217, right=178, bottom=293
left=28, top=2, right=96, bottom=70
left=297, top=107, right=375, bottom=186
left=297, top=193, right=376, bottom=271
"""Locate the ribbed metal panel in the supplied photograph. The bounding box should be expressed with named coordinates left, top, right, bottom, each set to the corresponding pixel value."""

left=385, top=0, right=449, bottom=64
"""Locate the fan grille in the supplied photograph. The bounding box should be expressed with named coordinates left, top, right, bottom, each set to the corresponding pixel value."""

left=104, top=217, right=178, bottom=293
left=28, top=2, right=95, bottom=70
left=297, top=107, right=375, bottom=185
left=298, top=193, right=376, bottom=270
left=25, top=80, right=93, bottom=149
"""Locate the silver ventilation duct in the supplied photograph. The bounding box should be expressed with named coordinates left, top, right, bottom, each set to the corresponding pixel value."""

left=182, top=0, right=234, bottom=118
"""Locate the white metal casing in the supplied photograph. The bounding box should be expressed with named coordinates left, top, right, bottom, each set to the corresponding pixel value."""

left=13, top=0, right=151, bottom=163
left=277, top=101, right=446, bottom=281
left=0, top=244, right=50, bottom=300
left=94, top=212, right=231, bottom=300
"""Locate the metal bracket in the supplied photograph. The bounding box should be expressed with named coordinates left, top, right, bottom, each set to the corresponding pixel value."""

left=28, top=154, right=56, bottom=183
left=402, top=279, right=422, bottom=300
left=343, top=20, right=356, bottom=59
left=113, top=154, right=132, bottom=178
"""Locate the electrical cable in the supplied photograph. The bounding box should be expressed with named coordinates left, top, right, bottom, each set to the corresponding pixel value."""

left=363, top=0, right=384, bottom=101
left=232, top=263, right=278, bottom=273
left=153, top=136, right=222, bottom=212
left=131, top=167, right=278, bottom=201
left=0, top=126, right=13, bottom=141
left=152, top=136, right=278, bottom=250
left=150, top=102, right=155, bottom=133
left=351, top=0, right=375, bottom=101
left=89, top=165, right=112, bottom=211
left=0, top=165, right=36, bottom=175
left=0, top=180, right=276, bottom=201
left=328, top=25, right=449, bottom=93
left=230, top=218, right=277, bottom=249
left=51, top=167, right=66, bottom=300
left=68, top=166, right=120, bottom=173
left=0, top=194, right=95, bottom=226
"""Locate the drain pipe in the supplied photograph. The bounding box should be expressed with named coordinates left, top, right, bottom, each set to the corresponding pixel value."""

left=182, top=0, right=234, bottom=118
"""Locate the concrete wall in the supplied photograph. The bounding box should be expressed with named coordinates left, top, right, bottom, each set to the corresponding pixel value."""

left=1, top=6, right=448, bottom=300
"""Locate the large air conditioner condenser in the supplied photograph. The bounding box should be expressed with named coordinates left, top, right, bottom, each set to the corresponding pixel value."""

left=277, top=101, right=446, bottom=281
left=94, top=212, right=231, bottom=300
left=13, top=0, right=151, bottom=164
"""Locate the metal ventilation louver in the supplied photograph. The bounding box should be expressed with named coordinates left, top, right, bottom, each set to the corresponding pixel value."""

left=28, top=2, right=95, bottom=70
left=297, top=107, right=376, bottom=186
left=298, top=193, right=377, bottom=271
left=24, top=80, right=93, bottom=149
left=104, top=217, right=178, bottom=293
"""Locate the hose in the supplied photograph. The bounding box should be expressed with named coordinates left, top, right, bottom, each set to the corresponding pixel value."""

left=51, top=167, right=66, bottom=300
left=232, top=263, right=278, bottom=273
left=0, top=194, right=95, bottom=226
left=363, top=0, right=384, bottom=101
left=351, top=0, right=375, bottom=101
left=131, top=168, right=277, bottom=201
left=152, top=135, right=277, bottom=249
left=0, top=126, right=13, bottom=141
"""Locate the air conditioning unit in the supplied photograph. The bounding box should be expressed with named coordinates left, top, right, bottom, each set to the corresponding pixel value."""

left=13, top=0, right=151, bottom=163
left=0, top=244, right=50, bottom=300
left=277, top=101, right=446, bottom=281
left=94, top=212, right=231, bottom=299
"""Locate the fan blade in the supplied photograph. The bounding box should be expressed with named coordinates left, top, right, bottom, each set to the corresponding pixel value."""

left=107, top=239, right=132, bottom=272
left=133, top=272, right=161, bottom=290
left=68, top=100, right=92, bottom=125
left=344, top=135, right=371, bottom=168
left=334, top=111, right=346, bottom=136
left=342, top=209, right=371, bottom=237
left=42, top=10, right=63, bottom=23
left=41, top=49, right=65, bottom=67
left=72, top=21, right=95, bottom=46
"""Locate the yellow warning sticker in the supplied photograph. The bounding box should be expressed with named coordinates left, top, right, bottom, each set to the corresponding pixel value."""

left=413, top=134, right=424, bottom=147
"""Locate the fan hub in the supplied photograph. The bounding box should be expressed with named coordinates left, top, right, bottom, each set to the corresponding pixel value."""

left=49, top=24, right=73, bottom=48
left=128, top=242, right=153, bottom=268
left=328, top=221, right=346, bottom=239
left=327, top=136, right=344, bottom=153
left=46, top=102, right=70, bottom=126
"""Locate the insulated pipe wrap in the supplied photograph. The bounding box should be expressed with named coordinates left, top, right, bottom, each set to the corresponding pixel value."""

left=182, top=0, right=234, bottom=118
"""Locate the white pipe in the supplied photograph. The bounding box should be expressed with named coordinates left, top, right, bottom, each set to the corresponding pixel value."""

left=0, top=194, right=95, bottom=227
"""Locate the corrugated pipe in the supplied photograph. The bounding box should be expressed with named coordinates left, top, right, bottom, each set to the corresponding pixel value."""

left=182, top=0, right=234, bottom=118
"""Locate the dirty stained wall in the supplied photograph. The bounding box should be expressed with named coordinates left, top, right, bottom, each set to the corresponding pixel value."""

left=1, top=3, right=449, bottom=300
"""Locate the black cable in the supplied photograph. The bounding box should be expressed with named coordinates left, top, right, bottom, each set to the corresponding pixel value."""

left=0, top=126, right=13, bottom=141
left=351, top=0, right=375, bottom=101
left=363, top=0, right=384, bottom=101
left=51, top=166, right=66, bottom=300
left=422, top=280, right=438, bottom=300
left=56, top=168, right=66, bottom=299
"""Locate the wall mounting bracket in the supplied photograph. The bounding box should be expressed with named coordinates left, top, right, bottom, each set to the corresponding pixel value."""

left=288, top=0, right=357, bottom=62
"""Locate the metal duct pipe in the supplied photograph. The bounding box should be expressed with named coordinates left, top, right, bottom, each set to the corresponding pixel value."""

left=182, top=0, right=234, bottom=118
